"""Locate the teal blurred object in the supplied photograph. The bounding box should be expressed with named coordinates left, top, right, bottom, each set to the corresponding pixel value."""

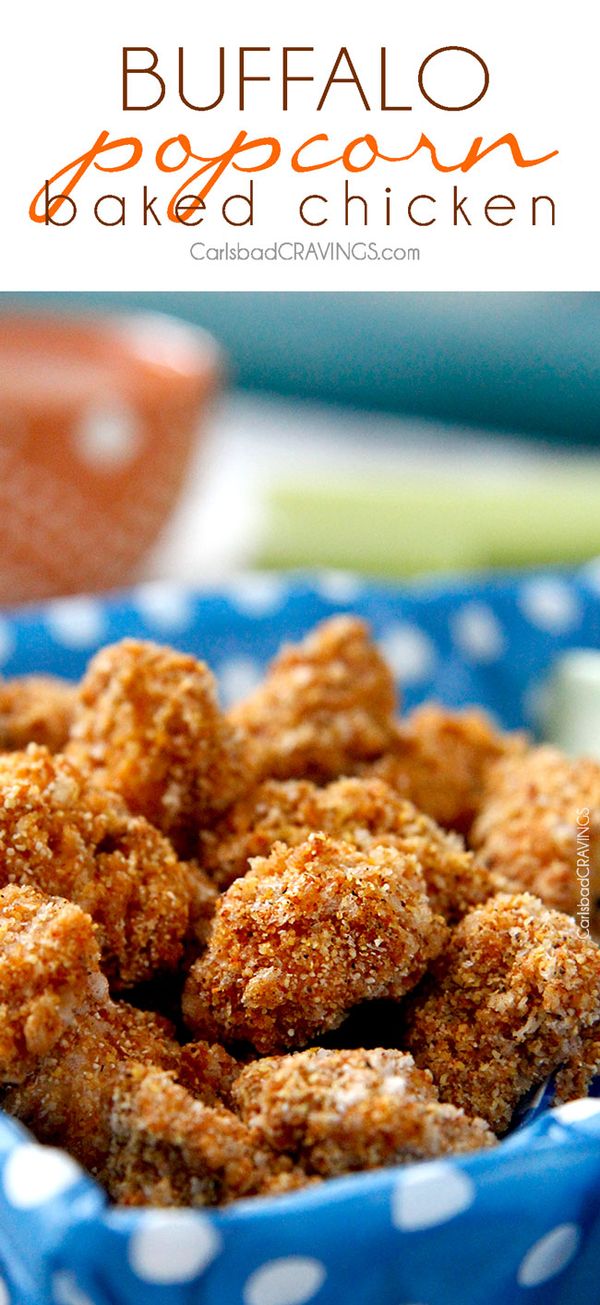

left=2, top=292, right=600, bottom=445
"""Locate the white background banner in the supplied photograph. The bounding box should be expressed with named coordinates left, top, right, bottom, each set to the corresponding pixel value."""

left=1, top=0, right=596, bottom=290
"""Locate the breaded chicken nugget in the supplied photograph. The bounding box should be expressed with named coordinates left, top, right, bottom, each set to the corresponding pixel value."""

left=3, top=1002, right=183, bottom=1175
left=177, top=1039, right=241, bottom=1108
left=184, top=833, right=447, bottom=1054
left=105, top=1066, right=298, bottom=1207
left=201, top=776, right=497, bottom=922
left=554, top=1022, right=600, bottom=1104
left=229, top=616, right=397, bottom=784
left=0, top=744, right=205, bottom=988
left=0, top=883, right=107, bottom=1083
left=0, top=676, right=76, bottom=753
left=233, top=1047, right=495, bottom=1177
left=364, top=705, right=526, bottom=834
left=3, top=999, right=273, bottom=1205
left=403, top=892, right=600, bottom=1132
left=471, top=746, right=600, bottom=926
left=69, top=639, right=246, bottom=850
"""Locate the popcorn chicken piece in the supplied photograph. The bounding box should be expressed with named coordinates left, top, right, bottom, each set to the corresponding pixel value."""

left=365, top=705, right=526, bottom=834
left=3, top=995, right=277, bottom=1205
left=471, top=746, right=600, bottom=926
left=233, top=1047, right=495, bottom=1177
left=184, top=833, right=447, bottom=1054
left=177, top=1039, right=241, bottom=1108
left=0, top=883, right=106, bottom=1083
left=0, top=745, right=202, bottom=988
left=554, top=1022, right=600, bottom=1104
left=3, top=1001, right=182, bottom=1176
left=201, top=776, right=497, bottom=922
left=104, top=1066, right=296, bottom=1207
left=403, top=892, right=600, bottom=1132
left=229, top=617, right=397, bottom=784
left=69, top=640, right=246, bottom=850
left=0, top=676, right=76, bottom=753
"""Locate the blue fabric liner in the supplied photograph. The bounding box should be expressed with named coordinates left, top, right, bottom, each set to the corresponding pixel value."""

left=0, top=568, right=599, bottom=1305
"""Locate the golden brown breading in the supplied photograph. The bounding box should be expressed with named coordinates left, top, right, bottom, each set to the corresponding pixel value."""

left=0, top=676, right=76, bottom=753
left=201, top=776, right=497, bottom=922
left=0, top=745, right=200, bottom=988
left=233, top=1047, right=495, bottom=1177
left=553, top=1022, right=600, bottom=1104
left=364, top=705, right=526, bottom=834
left=0, top=884, right=107, bottom=1083
left=69, top=639, right=246, bottom=850
left=403, top=892, right=600, bottom=1133
left=3, top=999, right=275, bottom=1205
left=229, top=616, right=397, bottom=784
left=177, top=1039, right=242, bottom=1108
left=3, top=1001, right=182, bottom=1175
left=471, top=746, right=600, bottom=927
left=104, top=1066, right=297, bottom=1207
left=183, top=833, right=447, bottom=1054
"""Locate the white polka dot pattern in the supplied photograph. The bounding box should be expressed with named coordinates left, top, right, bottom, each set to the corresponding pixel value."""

left=554, top=1098, right=600, bottom=1124
left=243, top=1257, right=326, bottom=1305
left=132, top=582, right=193, bottom=633
left=128, top=1210, right=221, bottom=1284
left=227, top=574, right=285, bottom=616
left=379, top=624, right=436, bottom=684
left=52, top=1270, right=94, bottom=1305
left=580, top=557, right=600, bottom=595
left=392, top=1162, right=475, bottom=1231
left=2, top=1144, right=81, bottom=1208
left=451, top=602, right=506, bottom=663
left=0, top=617, right=15, bottom=668
left=518, top=578, right=581, bottom=634
left=45, top=598, right=106, bottom=649
left=0, top=1276, right=9, bottom=1305
left=316, top=571, right=364, bottom=604
left=517, top=1223, right=581, bottom=1287
left=219, top=656, right=263, bottom=706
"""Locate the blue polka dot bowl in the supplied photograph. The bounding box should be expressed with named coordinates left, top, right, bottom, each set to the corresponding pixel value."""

left=1, top=568, right=600, bottom=1305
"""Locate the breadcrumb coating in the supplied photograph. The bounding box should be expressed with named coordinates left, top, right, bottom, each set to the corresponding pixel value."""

left=3, top=993, right=294, bottom=1207
left=0, top=744, right=201, bottom=988
left=0, top=884, right=107, bottom=1083
left=554, top=1022, right=600, bottom=1104
left=471, top=746, right=600, bottom=927
left=184, top=833, right=448, bottom=1054
left=3, top=1001, right=183, bottom=1176
left=104, top=1066, right=297, bottom=1207
left=364, top=705, right=526, bottom=834
left=403, top=892, right=600, bottom=1132
left=0, top=676, right=76, bottom=753
left=201, top=775, right=497, bottom=922
left=69, top=639, right=246, bottom=850
left=229, top=617, right=397, bottom=784
left=177, top=1039, right=241, bottom=1108
left=233, top=1047, right=495, bottom=1177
